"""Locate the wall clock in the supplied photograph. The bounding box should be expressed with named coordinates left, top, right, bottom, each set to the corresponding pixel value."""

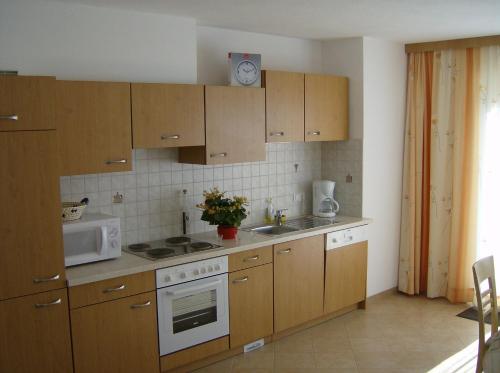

left=228, top=52, right=261, bottom=87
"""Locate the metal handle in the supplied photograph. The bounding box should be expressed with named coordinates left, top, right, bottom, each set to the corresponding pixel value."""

left=0, top=114, right=18, bottom=121
left=308, top=130, right=321, bottom=136
left=232, top=276, right=249, bottom=284
left=161, top=134, right=180, bottom=140
left=130, top=300, right=151, bottom=309
left=278, top=248, right=292, bottom=254
left=35, top=298, right=62, bottom=308
left=106, top=159, right=127, bottom=165
left=243, top=255, right=259, bottom=262
left=210, top=152, right=227, bottom=158
left=270, top=131, right=284, bottom=137
left=33, top=274, right=60, bottom=283
left=103, top=284, right=126, bottom=293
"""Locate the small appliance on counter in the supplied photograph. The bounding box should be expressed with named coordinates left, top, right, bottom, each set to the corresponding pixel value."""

left=62, top=213, right=121, bottom=267
left=313, top=180, right=340, bottom=218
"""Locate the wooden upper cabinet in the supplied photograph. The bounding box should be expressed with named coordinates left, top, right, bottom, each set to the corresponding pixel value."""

left=71, top=292, right=160, bottom=373
left=56, top=80, right=132, bottom=175
left=131, top=83, right=205, bottom=148
left=179, top=86, right=265, bottom=165
left=273, top=235, right=325, bottom=333
left=262, top=70, right=305, bottom=142
left=0, top=131, right=66, bottom=301
left=0, top=289, right=73, bottom=373
left=305, top=73, right=348, bottom=142
left=0, top=76, right=55, bottom=131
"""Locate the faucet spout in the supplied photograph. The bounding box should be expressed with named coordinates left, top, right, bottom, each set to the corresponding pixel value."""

left=275, top=208, right=288, bottom=226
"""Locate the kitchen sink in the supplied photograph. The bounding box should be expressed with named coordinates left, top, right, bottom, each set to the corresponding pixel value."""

left=247, top=225, right=299, bottom=235
left=244, top=215, right=339, bottom=236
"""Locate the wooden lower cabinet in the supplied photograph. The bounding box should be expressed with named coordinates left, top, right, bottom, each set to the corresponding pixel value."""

left=273, top=235, right=325, bottom=333
left=324, top=241, right=368, bottom=314
left=229, top=263, right=273, bottom=348
left=71, top=291, right=160, bottom=373
left=0, top=289, right=73, bottom=373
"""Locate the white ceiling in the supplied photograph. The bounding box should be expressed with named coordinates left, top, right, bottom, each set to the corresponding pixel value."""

left=54, top=0, right=500, bottom=43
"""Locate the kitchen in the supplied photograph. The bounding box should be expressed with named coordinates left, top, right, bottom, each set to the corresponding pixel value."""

left=1, top=1, right=500, bottom=372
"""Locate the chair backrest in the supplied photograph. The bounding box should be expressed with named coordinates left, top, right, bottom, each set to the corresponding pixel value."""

left=473, top=256, right=499, bottom=348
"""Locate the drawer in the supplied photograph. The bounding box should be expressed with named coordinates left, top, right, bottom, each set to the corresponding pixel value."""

left=0, top=76, right=55, bottom=131
left=228, top=246, right=272, bottom=272
left=69, top=271, right=155, bottom=309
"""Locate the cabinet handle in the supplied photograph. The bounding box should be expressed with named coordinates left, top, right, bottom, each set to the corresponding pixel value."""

left=210, top=152, right=227, bottom=158
left=131, top=300, right=151, bottom=309
left=103, top=284, right=126, bottom=293
left=243, top=255, right=259, bottom=262
left=35, top=298, right=62, bottom=308
left=161, top=134, right=180, bottom=140
left=106, top=159, right=127, bottom=165
left=270, top=131, right=284, bottom=137
left=277, top=248, right=292, bottom=254
left=33, top=274, right=60, bottom=283
left=308, top=130, right=321, bottom=136
left=0, top=114, right=18, bottom=121
left=232, top=276, right=249, bottom=284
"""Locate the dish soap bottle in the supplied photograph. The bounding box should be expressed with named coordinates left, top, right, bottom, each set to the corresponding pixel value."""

left=264, top=197, right=275, bottom=224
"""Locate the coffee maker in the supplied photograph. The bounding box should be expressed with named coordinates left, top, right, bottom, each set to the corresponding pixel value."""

left=313, top=180, right=340, bottom=218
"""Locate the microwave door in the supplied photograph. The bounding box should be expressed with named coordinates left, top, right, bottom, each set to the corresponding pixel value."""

left=63, top=226, right=107, bottom=267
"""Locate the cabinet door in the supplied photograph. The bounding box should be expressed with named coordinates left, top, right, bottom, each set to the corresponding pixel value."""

left=71, top=292, right=159, bottom=373
left=229, top=263, right=273, bottom=348
left=305, top=74, right=348, bottom=141
left=131, top=83, right=205, bottom=149
left=56, top=80, right=132, bottom=175
left=0, top=289, right=73, bottom=373
left=324, top=241, right=367, bottom=314
left=262, top=70, right=304, bottom=142
left=0, top=76, right=55, bottom=131
left=273, top=235, right=324, bottom=333
left=0, top=131, right=66, bottom=300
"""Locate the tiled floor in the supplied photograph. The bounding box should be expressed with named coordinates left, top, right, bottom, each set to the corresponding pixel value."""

left=195, top=290, right=487, bottom=373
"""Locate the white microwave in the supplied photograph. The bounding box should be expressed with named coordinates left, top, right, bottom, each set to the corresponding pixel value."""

left=63, top=213, right=121, bottom=267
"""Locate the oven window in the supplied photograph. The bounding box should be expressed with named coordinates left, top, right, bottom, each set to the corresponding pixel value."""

left=172, top=289, right=217, bottom=334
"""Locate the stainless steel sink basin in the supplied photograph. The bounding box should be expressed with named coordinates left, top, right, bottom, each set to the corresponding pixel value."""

left=248, top=225, right=299, bottom=235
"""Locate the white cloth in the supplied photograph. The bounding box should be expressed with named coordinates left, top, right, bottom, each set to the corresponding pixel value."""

left=484, top=332, right=500, bottom=373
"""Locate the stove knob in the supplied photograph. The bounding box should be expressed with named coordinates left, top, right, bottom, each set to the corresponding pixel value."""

left=193, top=269, right=199, bottom=276
left=207, top=266, right=213, bottom=272
left=200, top=268, right=206, bottom=274
left=179, top=272, right=186, bottom=279
left=214, top=264, right=221, bottom=271
left=164, top=275, right=171, bottom=282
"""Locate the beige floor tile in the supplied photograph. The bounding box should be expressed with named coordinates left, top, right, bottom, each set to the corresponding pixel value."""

left=274, top=352, right=316, bottom=370
left=231, top=349, right=274, bottom=370
left=314, top=350, right=357, bottom=370
left=274, top=333, right=314, bottom=353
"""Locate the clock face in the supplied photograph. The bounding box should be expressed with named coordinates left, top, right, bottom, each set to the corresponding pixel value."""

left=235, top=60, right=259, bottom=86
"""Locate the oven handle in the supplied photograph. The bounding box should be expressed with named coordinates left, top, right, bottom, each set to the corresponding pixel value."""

left=165, top=279, right=222, bottom=296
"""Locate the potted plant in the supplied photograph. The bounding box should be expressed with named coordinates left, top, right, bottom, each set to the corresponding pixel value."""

left=196, top=188, right=249, bottom=239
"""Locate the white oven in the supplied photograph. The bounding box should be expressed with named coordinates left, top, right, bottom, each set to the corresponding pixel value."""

left=62, top=213, right=121, bottom=267
left=156, top=256, right=229, bottom=356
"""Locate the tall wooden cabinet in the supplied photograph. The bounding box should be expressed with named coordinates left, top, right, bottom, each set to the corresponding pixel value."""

left=262, top=70, right=305, bottom=142
left=179, top=86, right=265, bottom=165
left=305, top=73, right=348, bottom=142
left=131, top=83, right=205, bottom=149
left=273, top=235, right=325, bottom=333
left=56, top=80, right=132, bottom=175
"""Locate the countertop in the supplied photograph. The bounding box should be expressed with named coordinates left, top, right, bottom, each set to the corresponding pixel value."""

left=65, top=215, right=372, bottom=287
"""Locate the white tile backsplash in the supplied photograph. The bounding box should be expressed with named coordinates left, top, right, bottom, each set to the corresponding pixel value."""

left=61, top=142, right=322, bottom=245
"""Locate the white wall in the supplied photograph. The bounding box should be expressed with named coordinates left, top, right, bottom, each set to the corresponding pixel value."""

left=0, top=0, right=197, bottom=82
left=197, top=26, right=323, bottom=85
left=362, top=37, right=406, bottom=296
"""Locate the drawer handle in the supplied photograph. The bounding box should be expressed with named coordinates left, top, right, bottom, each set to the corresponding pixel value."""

left=131, top=300, right=151, bottom=309
left=278, top=248, right=291, bottom=254
left=210, top=152, right=227, bottom=158
left=106, top=159, right=127, bottom=165
left=308, top=130, right=321, bottom=136
left=103, top=284, right=126, bottom=293
left=243, top=255, right=260, bottom=262
left=161, top=134, right=180, bottom=140
left=33, top=274, right=60, bottom=283
left=0, top=114, right=18, bottom=121
left=35, top=298, right=62, bottom=308
left=232, top=276, right=249, bottom=284
left=270, top=131, right=284, bottom=137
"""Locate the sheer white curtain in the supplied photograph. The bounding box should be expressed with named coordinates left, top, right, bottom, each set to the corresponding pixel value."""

left=477, top=45, right=500, bottom=280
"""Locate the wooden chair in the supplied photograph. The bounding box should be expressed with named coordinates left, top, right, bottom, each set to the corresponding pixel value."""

left=473, top=256, right=499, bottom=373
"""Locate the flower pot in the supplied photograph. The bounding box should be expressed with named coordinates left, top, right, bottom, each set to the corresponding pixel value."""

left=217, top=225, right=238, bottom=240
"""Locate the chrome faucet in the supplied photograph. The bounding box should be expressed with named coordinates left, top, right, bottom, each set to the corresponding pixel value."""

left=275, top=208, right=288, bottom=226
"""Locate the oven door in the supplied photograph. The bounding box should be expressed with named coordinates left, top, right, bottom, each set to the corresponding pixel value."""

left=157, top=273, right=229, bottom=356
